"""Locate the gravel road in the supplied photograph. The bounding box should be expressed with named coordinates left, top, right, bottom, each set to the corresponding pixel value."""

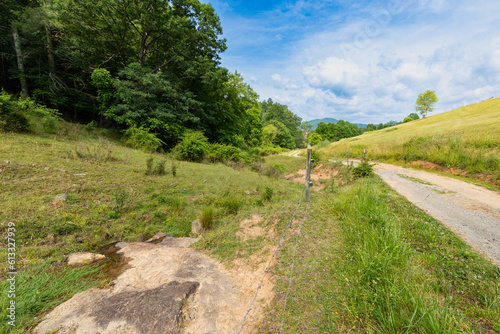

left=374, top=163, right=500, bottom=266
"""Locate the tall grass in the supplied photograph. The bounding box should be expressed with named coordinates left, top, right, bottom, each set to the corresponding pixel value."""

left=262, top=176, right=500, bottom=333
left=329, top=178, right=499, bottom=332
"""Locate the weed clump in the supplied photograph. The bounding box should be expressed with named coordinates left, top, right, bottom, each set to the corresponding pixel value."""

left=199, top=206, right=215, bottom=230
left=145, top=157, right=167, bottom=175
left=262, top=186, right=273, bottom=202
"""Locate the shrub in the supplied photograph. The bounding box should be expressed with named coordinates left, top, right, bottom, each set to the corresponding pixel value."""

left=112, top=189, right=128, bottom=212
left=207, top=143, right=242, bottom=163
left=124, top=125, right=164, bottom=152
left=262, top=186, right=273, bottom=201
left=309, top=132, right=323, bottom=146
left=221, top=196, right=242, bottom=215
left=174, top=130, right=209, bottom=162
left=199, top=206, right=215, bottom=230
left=352, top=161, right=374, bottom=178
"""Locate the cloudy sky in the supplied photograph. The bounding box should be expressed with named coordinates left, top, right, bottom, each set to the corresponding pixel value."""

left=204, top=0, right=500, bottom=124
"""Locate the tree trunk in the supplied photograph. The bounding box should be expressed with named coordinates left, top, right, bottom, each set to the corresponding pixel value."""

left=45, top=25, right=55, bottom=74
left=12, top=26, right=29, bottom=98
left=139, top=29, right=148, bottom=65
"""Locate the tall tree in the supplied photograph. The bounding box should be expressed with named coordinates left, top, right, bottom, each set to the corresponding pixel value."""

left=415, top=90, right=438, bottom=117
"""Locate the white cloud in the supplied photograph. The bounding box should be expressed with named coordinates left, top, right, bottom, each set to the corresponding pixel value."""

left=219, top=0, right=500, bottom=123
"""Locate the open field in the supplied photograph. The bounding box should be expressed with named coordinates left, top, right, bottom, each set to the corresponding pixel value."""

left=317, top=98, right=500, bottom=187
left=0, top=130, right=304, bottom=333
left=1, top=130, right=498, bottom=333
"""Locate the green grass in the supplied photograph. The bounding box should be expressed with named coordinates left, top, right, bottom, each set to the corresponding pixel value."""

left=0, top=131, right=304, bottom=332
left=318, top=98, right=500, bottom=186
left=0, top=259, right=107, bottom=334
left=259, top=174, right=500, bottom=333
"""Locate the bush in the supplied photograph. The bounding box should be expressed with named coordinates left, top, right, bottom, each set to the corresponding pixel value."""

left=0, top=91, right=30, bottom=132
left=221, top=196, right=242, bottom=214
left=352, top=161, right=374, bottom=178
left=174, top=130, right=209, bottom=162
left=207, top=143, right=242, bottom=163
left=124, top=125, right=164, bottom=152
left=262, top=186, right=273, bottom=201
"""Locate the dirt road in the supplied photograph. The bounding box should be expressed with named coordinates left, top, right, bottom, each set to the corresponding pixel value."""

left=374, top=163, right=500, bottom=266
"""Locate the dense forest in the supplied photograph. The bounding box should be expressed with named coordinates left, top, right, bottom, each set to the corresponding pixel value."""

left=0, top=0, right=305, bottom=156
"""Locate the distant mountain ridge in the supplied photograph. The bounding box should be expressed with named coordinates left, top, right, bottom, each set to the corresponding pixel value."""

left=306, top=118, right=368, bottom=130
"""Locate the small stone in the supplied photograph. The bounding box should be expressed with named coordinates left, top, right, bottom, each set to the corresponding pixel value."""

left=191, top=219, right=202, bottom=236
left=55, top=193, right=67, bottom=201
left=66, top=252, right=105, bottom=265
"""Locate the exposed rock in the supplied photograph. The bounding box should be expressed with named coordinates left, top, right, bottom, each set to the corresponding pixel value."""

left=115, top=241, right=128, bottom=249
left=145, top=232, right=169, bottom=243
left=55, top=193, right=68, bottom=201
left=90, top=281, right=199, bottom=334
left=35, top=238, right=268, bottom=334
left=191, top=219, right=202, bottom=236
left=66, top=252, right=106, bottom=265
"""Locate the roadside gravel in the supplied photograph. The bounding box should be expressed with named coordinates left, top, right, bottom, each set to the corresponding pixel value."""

left=374, top=163, right=500, bottom=266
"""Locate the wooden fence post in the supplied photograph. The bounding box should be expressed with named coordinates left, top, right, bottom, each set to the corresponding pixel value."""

left=305, top=148, right=312, bottom=202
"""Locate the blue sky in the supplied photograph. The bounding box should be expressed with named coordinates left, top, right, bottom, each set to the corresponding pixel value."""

left=205, top=0, right=500, bottom=124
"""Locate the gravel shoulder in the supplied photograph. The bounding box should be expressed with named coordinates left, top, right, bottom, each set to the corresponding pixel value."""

left=374, top=163, right=500, bottom=266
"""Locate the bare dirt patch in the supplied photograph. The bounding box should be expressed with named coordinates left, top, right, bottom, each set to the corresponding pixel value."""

left=237, top=214, right=265, bottom=241
left=286, top=163, right=338, bottom=190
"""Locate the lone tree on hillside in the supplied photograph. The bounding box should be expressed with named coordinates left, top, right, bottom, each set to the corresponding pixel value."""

left=415, top=90, right=438, bottom=117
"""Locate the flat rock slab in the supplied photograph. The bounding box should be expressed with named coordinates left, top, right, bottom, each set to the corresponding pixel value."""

left=34, top=237, right=253, bottom=334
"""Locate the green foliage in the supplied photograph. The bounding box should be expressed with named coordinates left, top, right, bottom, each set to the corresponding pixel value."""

left=174, top=130, right=210, bottom=162
left=408, top=112, right=420, bottom=120
left=403, top=116, right=414, bottom=123
left=112, top=189, right=128, bottom=212
left=124, top=125, right=163, bottom=152
left=199, top=206, right=216, bottom=230
left=311, top=150, right=321, bottom=168
left=262, top=186, right=273, bottom=201
left=352, top=161, right=375, bottom=178
left=416, top=90, right=438, bottom=117
left=0, top=91, right=60, bottom=133
left=220, top=196, right=243, bottom=214
left=309, top=132, right=323, bottom=146
left=207, top=143, right=242, bottom=163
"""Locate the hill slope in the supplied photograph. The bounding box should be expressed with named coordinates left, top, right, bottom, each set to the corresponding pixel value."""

left=318, top=98, right=500, bottom=186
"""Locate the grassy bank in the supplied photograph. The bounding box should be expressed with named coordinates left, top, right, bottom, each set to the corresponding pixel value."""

left=0, top=131, right=304, bottom=333
left=259, top=172, right=499, bottom=333
left=317, top=98, right=500, bottom=186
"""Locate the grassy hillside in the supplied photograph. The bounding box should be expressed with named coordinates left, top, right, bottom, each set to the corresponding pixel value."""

left=0, top=129, right=305, bottom=333
left=317, top=98, right=500, bottom=186
left=1, top=127, right=498, bottom=333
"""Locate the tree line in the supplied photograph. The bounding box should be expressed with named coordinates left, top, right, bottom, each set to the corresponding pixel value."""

left=0, top=0, right=304, bottom=154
